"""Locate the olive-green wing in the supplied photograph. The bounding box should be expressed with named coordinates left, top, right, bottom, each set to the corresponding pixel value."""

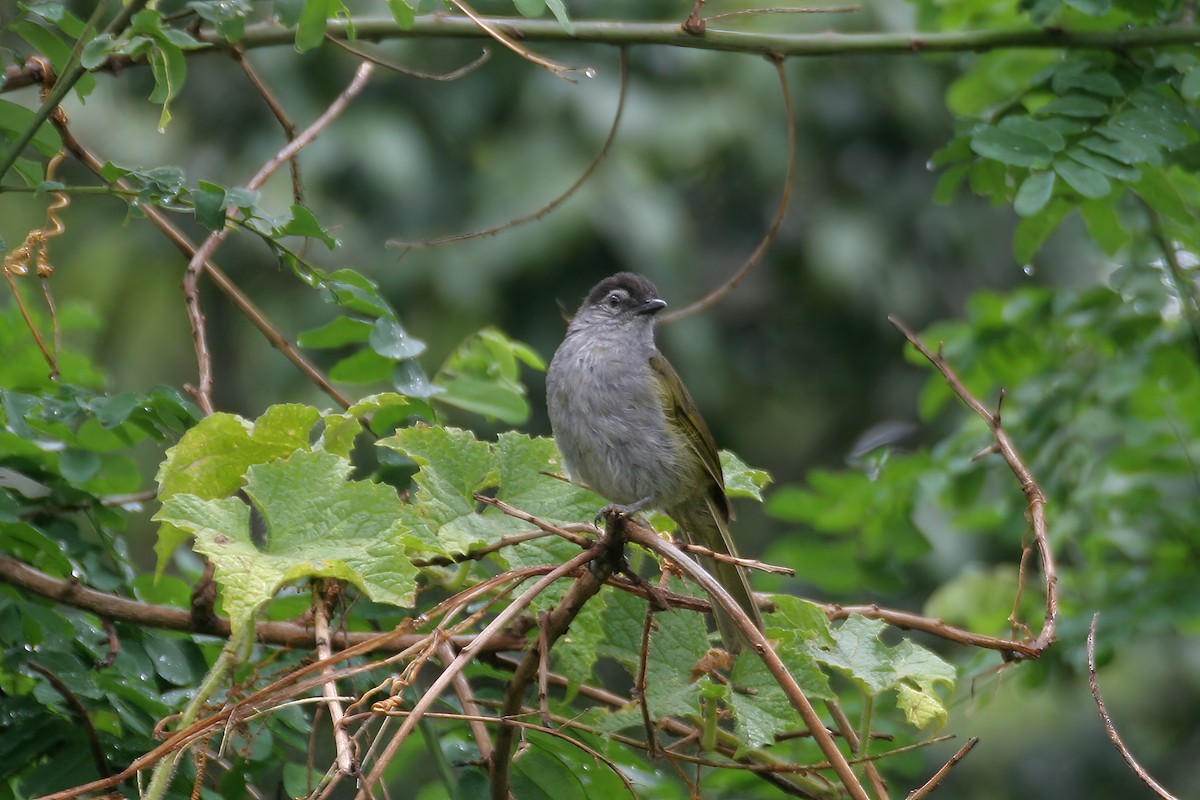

left=649, top=351, right=734, bottom=521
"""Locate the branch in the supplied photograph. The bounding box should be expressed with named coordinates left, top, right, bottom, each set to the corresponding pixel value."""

left=8, top=17, right=1200, bottom=97
left=354, top=547, right=600, bottom=799
left=660, top=53, right=794, bottom=323
left=623, top=519, right=873, bottom=800
left=0, top=554, right=525, bottom=653
left=387, top=47, right=628, bottom=252
left=490, top=513, right=626, bottom=799
left=905, top=737, right=978, bottom=800
left=200, top=18, right=1200, bottom=61
left=182, top=61, right=375, bottom=413
left=823, top=603, right=1043, bottom=659
left=48, top=119, right=353, bottom=410
left=889, top=316, right=1058, bottom=657
left=1087, top=614, right=1180, bottom=800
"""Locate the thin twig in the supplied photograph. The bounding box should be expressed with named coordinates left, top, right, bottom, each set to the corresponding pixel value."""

left=682, top=541, right=795, bottom=575
left=444, top=0, right=582, bottom=77
left=623, top=518, right=872, bottom=800
left=48, top=118, right=353, bottom=410
left=1087, top=614, right=1179, bottom=800
left=354, top=548, right=599, bottom=799
left=823, top=603, right=1043, bottom=659
left=825, top=699, right=888, bottom=800
left=327, top=36, right=491, bottom=81
left=489, top=519, right=624, bottom=800
left=906, top=737, right=978, bottom=800
left=438, top=642, right=494, bottom=761
left=660, top=54, right=795, bottom=323
left=312, top=581, right=357, bottom=775
left=182, top=61, right=375, bottom=413
left=474, top=494, right=594, bottom=547
left=888, top=316, right=1058, bottom=657
left=231, top=49, right=304, bottom=205
left=388, top=47, right=628, bottom=252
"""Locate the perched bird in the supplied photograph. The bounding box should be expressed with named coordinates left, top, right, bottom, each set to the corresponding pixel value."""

left=546, top=272, right=763, bottom=651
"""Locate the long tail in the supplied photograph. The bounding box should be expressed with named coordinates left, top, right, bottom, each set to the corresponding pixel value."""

left=672, top=497, right=763, bottom=652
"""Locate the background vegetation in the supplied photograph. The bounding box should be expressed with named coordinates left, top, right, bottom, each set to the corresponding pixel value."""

left=2, top=0, right=1199, bottom=798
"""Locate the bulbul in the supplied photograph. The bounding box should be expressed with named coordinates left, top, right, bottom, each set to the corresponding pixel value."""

left=545, top=272, right=763, bottom=651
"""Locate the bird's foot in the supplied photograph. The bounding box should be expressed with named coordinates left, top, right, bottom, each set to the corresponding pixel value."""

left=595, top=497, right=652, bottom=526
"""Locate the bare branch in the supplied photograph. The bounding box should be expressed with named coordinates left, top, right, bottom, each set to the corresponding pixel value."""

left=327, top=36, right=492, bottom=81
left=182, top=61, right=375, bottom=413
left=490, top=517, right=625, bottom=798
left=354, top=548, right=599, bottom=798
left=1087, top=614, right=1180, bottom=800
left=888, top=316, right=1058, bottom=657
left=624, top=518, right=872, bottom=800
left=823, top=603, right=1043, bottom=660
left=661, top=54, right=795, bottom=323
left=906, top=737, right=978, bottom=800
left=0, top=554, right=524, bottom=653
left=312, top=582, right=357, bottom=776
left=388, top=47, right=629, bottom=253
left=48, top=118, right=353, bottom=410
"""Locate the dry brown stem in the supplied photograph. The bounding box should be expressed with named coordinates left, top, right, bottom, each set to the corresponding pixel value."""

left=1087, top=614, right=1179, bottom=800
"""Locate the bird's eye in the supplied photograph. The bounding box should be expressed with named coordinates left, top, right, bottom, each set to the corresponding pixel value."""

left=606, top=293, right=622, bottom=308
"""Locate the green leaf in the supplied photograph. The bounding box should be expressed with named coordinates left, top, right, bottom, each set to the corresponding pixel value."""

left=969, top=126, right=1053, bottom=168
left=1013, top=198, right=1074, bottom=264
left=1051, top=68, right=1124, bottom=98
left=80, top=33, right=117, bottom=69
left=1182, top=68, right=1200, bottom=102
left=997, top=116, right=1066, bottom=152
left=154, top=405, right=322, bottom=574
left=1035, top=94, right=1110, bottom=118
left=1054, top=157, right=1112, bottom=199
left=297, top=316, right=373, bottom=348
left=1066, top=146, right=1142, bottom=182
left=329, top=348, right=394, bottom=384
left=1080, top=196, right=1130, bottom=255
left=385, top=0, right=414, bottom=28
left=275, top=204, right=338, bottom=248
left=155, top=450, right=417, bottom=639
left=296, top=0, right=331, bottom=52
left=1134, top=170, right=1194, bottom=223
left=192, top=181, right=227, bottom=231
left=1014, top=170, right=1056, bottom=217
left=719, top=451, right=772, bottom=501
left=932, top=162, right=970, bottom=205
left=0, top=99, right=63, bottom=158
left=544, top=0, right=575, bottom=33
left=1078, top=134, right=1152, bottom=166
left=436, top=376, right=528, bottom=424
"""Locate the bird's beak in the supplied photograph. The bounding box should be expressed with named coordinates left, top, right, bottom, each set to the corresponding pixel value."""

left=635, top=298, right=667, bottom=315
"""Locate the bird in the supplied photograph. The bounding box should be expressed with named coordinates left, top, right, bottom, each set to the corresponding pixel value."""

left=545, top=272, right=763, bottom=651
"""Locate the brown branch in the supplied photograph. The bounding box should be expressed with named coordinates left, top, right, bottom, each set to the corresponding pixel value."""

left=444, top=0, right=582, bottom=77
left=48, top=119, right=353, bottom=410
left=231, top=49, right=304, bottom=205
left=474, top=494, right=595, bottom=547
left=825, top=699, right=888, bottom=800
left=624, top=519, right=872, bottom=800
left=888, top=316, right=1058, bottom=657
left=182, top=61, right=375, bottom=413
left=312, top=581, right=357, bottom=776
left=387, top=47, right=628, bottom=253
left=822, top=603, right=1043, bottom=660
left=1087, top=614, right=1179, bottom=800
left=0, top=554, right=525, bottom=652
left=437, top=641, right=494, bottom=761
left=660, top=53, right=795, bottom=323
left=490, top=517, right=624, bottom=799
left=326, top=36, right=492, bottom=81
left=354, top=547, right=600, bottom=799
left=906, top=737, right=978, bottom=800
